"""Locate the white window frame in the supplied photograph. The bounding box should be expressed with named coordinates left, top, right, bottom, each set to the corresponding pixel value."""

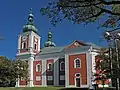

left=36, top=76, right=41, bottom=81
left=74, top=58, right=81, bottom=68
left=75, top=73, right=81, bottom=78
left=60, top=75, right=65, bottom=80
left=47, top=76, right=53, bottom=80
left=36, top=64, right=41, bottom=72
left=60, top=61, right=65, bottom=71
left=47, top=63, right=53, bottom=71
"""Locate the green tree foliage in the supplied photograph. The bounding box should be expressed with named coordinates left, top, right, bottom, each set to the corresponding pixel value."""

left=96, top=47, right=120, bottom=87
left=96, top=48, right=110, bottom=77
left=0, top=56, right=28, bottom=87
left=40, top=0, right=120, bottom=28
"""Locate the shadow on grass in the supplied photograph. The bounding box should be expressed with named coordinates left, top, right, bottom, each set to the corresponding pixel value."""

left=59, top=87, right=117, bottom=90
left=59, top=88, right=88, bottom=90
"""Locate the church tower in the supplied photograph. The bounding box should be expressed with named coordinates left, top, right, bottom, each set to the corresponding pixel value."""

left=17, top=8, right=40, bottom=56
left=16, top=8, right=40, bottom=87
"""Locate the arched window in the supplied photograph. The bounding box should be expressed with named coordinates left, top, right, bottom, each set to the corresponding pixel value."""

left=34, top=43, right=37, bottom=50
left=36, top=64, right=41, bottom=72
left=74, top=58, right=81, bottom=68
left=48, top=63, right=52, bottom=71
left=60, top=62, right=65, bottom=71
left=22, top=42, right=26, bottom=49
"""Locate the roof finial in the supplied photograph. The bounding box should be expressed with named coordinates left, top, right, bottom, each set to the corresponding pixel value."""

left=28, top=8, right=34, bottom=25
left=44, top=29, right=56, bottom=47
left=48, top=28, right=52, bottom=41
left=29, top=8, right=33, bottom=14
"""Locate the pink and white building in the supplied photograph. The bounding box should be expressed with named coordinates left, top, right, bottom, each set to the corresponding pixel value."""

left=15, top=9, right=100, bottom=87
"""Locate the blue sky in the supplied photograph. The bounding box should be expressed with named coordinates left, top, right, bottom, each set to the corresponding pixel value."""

left=0, top=0, right=107, bottom=59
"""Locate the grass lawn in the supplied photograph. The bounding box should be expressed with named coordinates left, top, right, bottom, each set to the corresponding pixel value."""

left=0, top=87, right=63, bottom=90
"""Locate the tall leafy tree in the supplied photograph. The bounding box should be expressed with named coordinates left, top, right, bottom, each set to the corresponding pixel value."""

left=0, top=56, right=11, bottom=86
left=96, top=47, right=120, bottom=88
left=95, top=48, right=110, bottom=86
left=0, top=56, right=28, bottom=87
left=40, top=0, right=120, bottom=28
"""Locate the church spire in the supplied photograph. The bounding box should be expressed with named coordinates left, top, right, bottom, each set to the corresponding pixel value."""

left=23, top=8, right=38, bottom=33
left=44, top=30, right=56, bottom=47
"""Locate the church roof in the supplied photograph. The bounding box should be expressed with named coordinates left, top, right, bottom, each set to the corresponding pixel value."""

left=37, top=40, right=101, bottom=56
left=39, top=46, right=65, bottom=55
left=86, top=42, right=101, bottom=49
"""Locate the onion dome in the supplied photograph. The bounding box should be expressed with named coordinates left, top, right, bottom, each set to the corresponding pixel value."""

left=23, top=8, right=38, bottom=33
left=44, top=31, right=56, bottom=47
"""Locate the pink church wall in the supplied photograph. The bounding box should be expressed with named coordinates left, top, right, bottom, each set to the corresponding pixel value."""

left=68, top=54, right=87, bottom=86
left=33, top=60, right=42, bottom=85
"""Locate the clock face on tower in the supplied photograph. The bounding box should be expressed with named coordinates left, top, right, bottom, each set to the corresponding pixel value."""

left=22, top=35, right=27, bottom=41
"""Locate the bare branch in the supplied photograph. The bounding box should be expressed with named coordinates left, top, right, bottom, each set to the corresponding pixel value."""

left=95, top=5, right=120, bottom=15
left=99, top=0, right=120, bottom=5
left=86, top=10, right=104, bottom=20
left=58, top=1, right=102, bottom=8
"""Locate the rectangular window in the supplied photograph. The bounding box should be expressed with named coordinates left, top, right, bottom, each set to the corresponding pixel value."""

left=36, top=76, right=41, bottom=81
left=47, top=76, right=53, bottom=80
left=60, top=75, right=65, bottom=80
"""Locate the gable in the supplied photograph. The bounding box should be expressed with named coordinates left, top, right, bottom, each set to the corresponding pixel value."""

left=66, top=40, right=88, bottom=49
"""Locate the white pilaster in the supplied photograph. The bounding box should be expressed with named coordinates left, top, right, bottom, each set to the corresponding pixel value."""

left=42, top=60, right=47, bottom=86
left=65, top=54, right=69, bottom=87
left=38, top=37, right=41, bottom=52
left=28, top=56, right=34, bottom=87
left=54, top=58, right=59, bottom=86
left=17, top=35, right=21, bottom=54
left=29, top=32, right=33, bottom=52
left=91, top=51, right=98, bottom=85
left=91, top=52, right=97, bottom=73
left=86, top=52, right=92, bottom=87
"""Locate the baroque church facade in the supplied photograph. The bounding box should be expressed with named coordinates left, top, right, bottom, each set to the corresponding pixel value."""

left=15, top=9, right=103, bottom=87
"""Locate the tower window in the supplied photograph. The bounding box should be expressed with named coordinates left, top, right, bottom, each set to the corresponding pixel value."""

left=22, top=42, right=26, bottom=49
left=34, top=43, right=37, bottom=50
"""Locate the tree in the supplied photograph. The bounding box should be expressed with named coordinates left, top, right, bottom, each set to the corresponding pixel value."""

left=12, top=59, right=29, bottom=86
left=0, top=56, right=11, bottom=86
left=94, top=48, right=111, bottom=87
left=96, top=47, right=120, bottom=88
left=0, top=56, right=28, bottom=87
left=40, top=0, right=120, bottom=28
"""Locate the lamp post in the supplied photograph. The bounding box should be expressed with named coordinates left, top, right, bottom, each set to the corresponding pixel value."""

left=104, top=30, right=120, bottom=90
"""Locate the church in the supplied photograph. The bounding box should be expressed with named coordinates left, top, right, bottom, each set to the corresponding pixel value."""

left=15, top=9, right=103, bottom=87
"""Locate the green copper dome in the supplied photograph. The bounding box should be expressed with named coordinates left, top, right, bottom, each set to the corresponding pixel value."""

left=44, top=31, right=56, bottom=47
left=23, top=8, right=38, bottom=33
